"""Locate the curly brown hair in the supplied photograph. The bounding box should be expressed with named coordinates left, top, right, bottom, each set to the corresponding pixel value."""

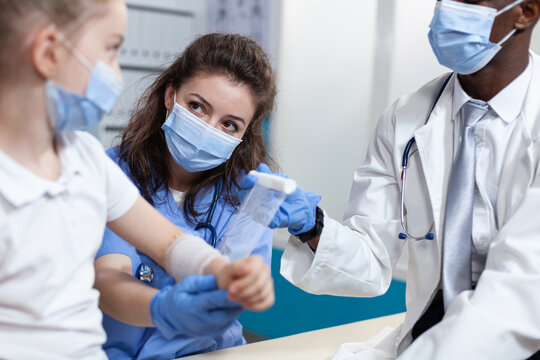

left=119, top=33, right=277, bottom=223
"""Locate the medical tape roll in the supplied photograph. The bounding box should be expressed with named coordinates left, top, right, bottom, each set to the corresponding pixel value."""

left=165, top=233, right=228, bottom=281
left=248, top=171, right=297, bottom=194
left=218, top=171, right=296, bottom=261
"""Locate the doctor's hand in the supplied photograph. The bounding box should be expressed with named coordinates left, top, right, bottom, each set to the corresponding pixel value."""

left=150, top=274, right=242, bottom=339
left=214, top=255, right=275, bottom=311
left=239, top=163, right=321, bottom=235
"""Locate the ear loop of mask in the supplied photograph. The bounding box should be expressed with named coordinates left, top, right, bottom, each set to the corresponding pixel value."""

left=49, top=24, right=93, bottom=73
left=494, top=0, right=525, bottom=46
left=497, top=28, right=517, bottom=45
left=496, top=0, right=525, bottom=16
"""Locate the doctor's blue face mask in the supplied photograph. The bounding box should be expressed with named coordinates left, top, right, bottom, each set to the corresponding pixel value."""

left=45, top=26, right=123, bottom=133
left=161, top=94, right=243, bottom=172
left=428, top=0, right=525, bottom=75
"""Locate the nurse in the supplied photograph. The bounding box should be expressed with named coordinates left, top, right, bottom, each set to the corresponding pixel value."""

left=242, top=0, right=540, bottom=358
left=94, top=33, right=277, bottom=359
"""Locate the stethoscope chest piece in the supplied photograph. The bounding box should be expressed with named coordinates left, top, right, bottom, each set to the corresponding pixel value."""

left=136, top=263, right=154, bottom=284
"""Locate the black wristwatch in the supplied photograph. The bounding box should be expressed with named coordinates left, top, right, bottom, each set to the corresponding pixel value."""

left=297, top=207, right=324, bottom=243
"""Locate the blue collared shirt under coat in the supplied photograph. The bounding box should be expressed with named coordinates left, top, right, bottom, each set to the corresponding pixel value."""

left=96, top=146, right=272, bottom=360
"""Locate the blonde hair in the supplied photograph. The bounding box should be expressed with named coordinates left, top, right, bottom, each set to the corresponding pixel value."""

left=0, top=0, right=108, bottom=80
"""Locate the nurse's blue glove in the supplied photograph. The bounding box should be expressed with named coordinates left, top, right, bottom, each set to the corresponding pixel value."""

left=239, top=163, right=321, bottom=235
left=150, top=274, right=242, bottom=339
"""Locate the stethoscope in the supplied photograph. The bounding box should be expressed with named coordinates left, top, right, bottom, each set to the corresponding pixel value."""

left=398, top=74, right=453, bottom=241
left=194, top=179, right=222, bottom=248
left=136, top=181, right=222, bottom=284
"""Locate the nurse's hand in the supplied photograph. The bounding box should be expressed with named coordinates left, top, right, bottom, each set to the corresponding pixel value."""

left=239, top=163, right=321, bottom=235
left=215, top=255, right=275, bottom=311
left=150, top=274, right=242, bottom=339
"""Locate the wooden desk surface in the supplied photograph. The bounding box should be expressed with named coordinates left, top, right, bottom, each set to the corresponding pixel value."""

left=183, top=313, right=405, bottom=360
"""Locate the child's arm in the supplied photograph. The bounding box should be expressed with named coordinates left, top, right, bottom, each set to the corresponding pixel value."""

left=94, top=253, right=243, bottom=338
left=107, top=196, right=227, bottom=277
left=107, top=194, right=236, bottom=288
left=95, top=253, right=274, bottom=331
left=106, top=195, right=275, bottom=311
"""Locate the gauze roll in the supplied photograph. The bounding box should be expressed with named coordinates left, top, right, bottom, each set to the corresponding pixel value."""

left=165, top=233, right=229, bottom=280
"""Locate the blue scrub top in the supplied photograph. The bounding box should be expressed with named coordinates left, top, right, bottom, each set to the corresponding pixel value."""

left=97, top=146, right=272, bottom=360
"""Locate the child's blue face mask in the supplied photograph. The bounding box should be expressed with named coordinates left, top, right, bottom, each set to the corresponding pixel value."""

left=161, top=95, right=242, bottom=173
left=45, top=27, right=123, bottom=133
left=428, top=0, right=525, bottom=75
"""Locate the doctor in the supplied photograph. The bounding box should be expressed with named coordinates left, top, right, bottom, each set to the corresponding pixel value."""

left=243, top=0, right=540, bottom=358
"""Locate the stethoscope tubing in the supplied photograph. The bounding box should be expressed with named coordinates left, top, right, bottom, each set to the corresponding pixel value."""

left=194, top=180, right=222, bottom=247
left=398, top=73, right=453, bottom=241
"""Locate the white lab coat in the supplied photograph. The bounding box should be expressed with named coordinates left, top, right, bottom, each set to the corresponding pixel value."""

left=281, top=51, right=540, bottom=359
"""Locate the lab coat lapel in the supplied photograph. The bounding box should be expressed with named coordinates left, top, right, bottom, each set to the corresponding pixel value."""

left=413, top=75, right=456, bottom=254
left=496, top=118, right=534, bottom=227
left=497, top=52, right=540, bottom=226
left=394, top=75, right=456, bottom=352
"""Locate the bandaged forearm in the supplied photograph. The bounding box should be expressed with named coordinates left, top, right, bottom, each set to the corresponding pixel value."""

left=165, top=234, right=229, bottom=280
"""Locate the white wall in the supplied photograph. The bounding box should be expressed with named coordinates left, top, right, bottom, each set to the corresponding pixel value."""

left=272, top=0, right=378, bottom=226
left=270, top=0, right=537, bottom=246
left=269, top=1, right=449, bottom=281
left=387, top=1, right=447, bottom=107
left=271, top=0, right=448, bottom=249
left=533, top=24, right=540, bottom=54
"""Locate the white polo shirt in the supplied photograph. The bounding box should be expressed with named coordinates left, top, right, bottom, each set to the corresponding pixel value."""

left=0, top=131, right=139, bottom=359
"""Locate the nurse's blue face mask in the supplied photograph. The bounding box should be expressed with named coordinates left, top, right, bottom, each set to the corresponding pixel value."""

left=428, top=0, right=525, bottom=75
left=45, top=26, right=123, bottom=133
left=161, top=93, right=243, bottom=172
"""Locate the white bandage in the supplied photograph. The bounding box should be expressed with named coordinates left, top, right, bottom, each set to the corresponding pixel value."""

left=165, top=234, right=229, bottom=280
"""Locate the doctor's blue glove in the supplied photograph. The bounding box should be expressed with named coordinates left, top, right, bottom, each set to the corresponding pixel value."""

left=150, top=274, right=243, bottom=339
left=239, top=163, right=321, bottom=235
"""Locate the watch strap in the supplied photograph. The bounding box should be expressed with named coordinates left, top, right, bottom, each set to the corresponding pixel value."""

left=297, top=207, right=324, bottom=243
